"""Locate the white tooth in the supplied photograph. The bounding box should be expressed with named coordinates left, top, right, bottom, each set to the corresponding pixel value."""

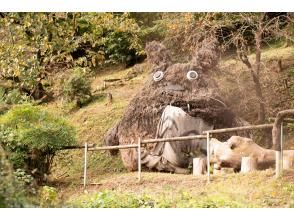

left=187, top=103, right=190, bottom=112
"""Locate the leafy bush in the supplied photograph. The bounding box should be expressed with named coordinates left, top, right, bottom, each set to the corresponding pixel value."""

left=62, top=67, right=92, bottom=107
left=0, top=148, right=28, bottom=207
left=0, top=13, right=145, bottom=103
left=39, top=186, right=59, bottom=207
left=4, top=89, right=31, bottom=105
left=0, top=105, right=77, bottom=183
left=0, top=87, right=31, bottom=106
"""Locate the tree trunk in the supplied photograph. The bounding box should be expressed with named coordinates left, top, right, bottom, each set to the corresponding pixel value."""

left=241, top=157, right=257, bottom=173
left=251, top=72, right=266, bottom=123
left=193, top=157, right=206, bottom=175
left=254, top=17, right=266, bottom=123
left=238, top=13, right=266, bottom=124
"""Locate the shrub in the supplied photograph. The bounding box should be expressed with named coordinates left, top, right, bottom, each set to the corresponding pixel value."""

left=0, top=87, right=31, bottom=106
left=62, top=67, right=92, bottom=107
left=4, top=89, right=31, bottom=105
left=0, top=105, right=77, bottom=183
left=0, top=147, right=28, bottom=207
left=39, top=186, right=59, bottom=207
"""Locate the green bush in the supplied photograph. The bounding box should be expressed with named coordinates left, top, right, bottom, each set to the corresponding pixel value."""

left=62, top=67, right=92, bottom=107
left=4, top=89, right=31, bottom=105
left=0, top=87, right=31, bottom=106
left=0, top=147, right=28, bottom=207
left=0, top=105, right=77, bottom=183
left=39, top=186, right=59, bottom=207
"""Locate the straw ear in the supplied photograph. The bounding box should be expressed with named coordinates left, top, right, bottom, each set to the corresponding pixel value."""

left=145, top=41, right=172, bottom=71
left=191, top=37, right=220, bottom=71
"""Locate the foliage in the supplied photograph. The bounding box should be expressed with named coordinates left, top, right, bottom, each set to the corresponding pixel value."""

left=4, top=89, right=31, bottom=105
left=0, top=105, right=77, bottom=182
left=62, top=67, right=92, bottom=107
left=39, top=186, right=59, bottom=207
left=69, top=190, right=244, bottom=208
left=70, top=191, right=154, bottom=208
left=0, top=148, right=28, bottom=207
left=0, top=12, right=144, bottom=102
left=154, top=13, right=292, bottom=60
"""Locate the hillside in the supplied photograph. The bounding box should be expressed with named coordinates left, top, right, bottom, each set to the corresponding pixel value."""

left=44, top=46, right=294, bottom=208
left=1, top=12, right=293, bottom=209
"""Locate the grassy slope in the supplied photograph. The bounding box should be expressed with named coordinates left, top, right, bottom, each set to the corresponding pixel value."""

left=48, top=64, right=150, bottom=194
left=48, top=46, right=294, bottom=207
left=68, top=170, right=294, bottom=208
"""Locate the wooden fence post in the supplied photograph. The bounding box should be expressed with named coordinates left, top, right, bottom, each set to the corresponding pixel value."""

left=138, top=138, right=141, bottom=182
left=83, top=142, right=88, bottom=190
left=241, top=157, right=257, bottom=173
left=275, top=151, right=281, bottom=178
left=193, top=158, right=206, bottom=175
left=206, top=132, right=211, bottom=183
left=280, top=122, right=283, bottom=173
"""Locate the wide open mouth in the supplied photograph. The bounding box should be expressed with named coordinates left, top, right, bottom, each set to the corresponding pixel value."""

left=170, top=99, right=223, bottom=115
left=168, top=98, right=232, bottom=127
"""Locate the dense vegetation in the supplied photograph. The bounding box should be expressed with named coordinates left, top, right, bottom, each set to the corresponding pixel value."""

left=0, top=12, right=293, bottom=207
left=0, top=105, right=76, bottom=183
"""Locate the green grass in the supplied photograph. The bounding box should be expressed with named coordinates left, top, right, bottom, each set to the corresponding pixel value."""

left=66, top=170, right=294, bottom=208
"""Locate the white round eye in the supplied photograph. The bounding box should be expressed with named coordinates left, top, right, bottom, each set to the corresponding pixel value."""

left=187, top=70, right=199, bottom=80
left=153, top=71, right=164, bottom=82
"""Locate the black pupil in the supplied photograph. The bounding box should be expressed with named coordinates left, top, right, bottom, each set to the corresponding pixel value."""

left=190, top=72, right=196, bottom=78
left=155, top=72, right=161, bottom=78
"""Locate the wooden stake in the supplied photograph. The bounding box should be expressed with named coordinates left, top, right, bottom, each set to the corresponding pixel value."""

left=193, top=158, right=206, bottom=175
left=138, top=138, right=141, bottom=182
left=107, top=92, right=113, bottom=104
left=280, top=122, right=283, bottom=173
left=83, top=142, right=88, bottom=189
left=275, top=151, right=281, bottom=178
left=241, top=157, right=257, bottom=173
left=206, top=132, right=210, bottom=183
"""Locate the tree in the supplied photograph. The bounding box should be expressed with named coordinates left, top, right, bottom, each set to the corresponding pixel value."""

left=156, top=12, right=293, bottom=123
left=0, top=13, right=144, bottom=102
left=225, top=13, right=290, bottom=123
left=0, top=105, right=77, bottom=183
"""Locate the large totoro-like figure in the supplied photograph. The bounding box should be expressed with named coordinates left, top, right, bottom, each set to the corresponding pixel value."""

left=104, top=38, right=247, bottom=173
